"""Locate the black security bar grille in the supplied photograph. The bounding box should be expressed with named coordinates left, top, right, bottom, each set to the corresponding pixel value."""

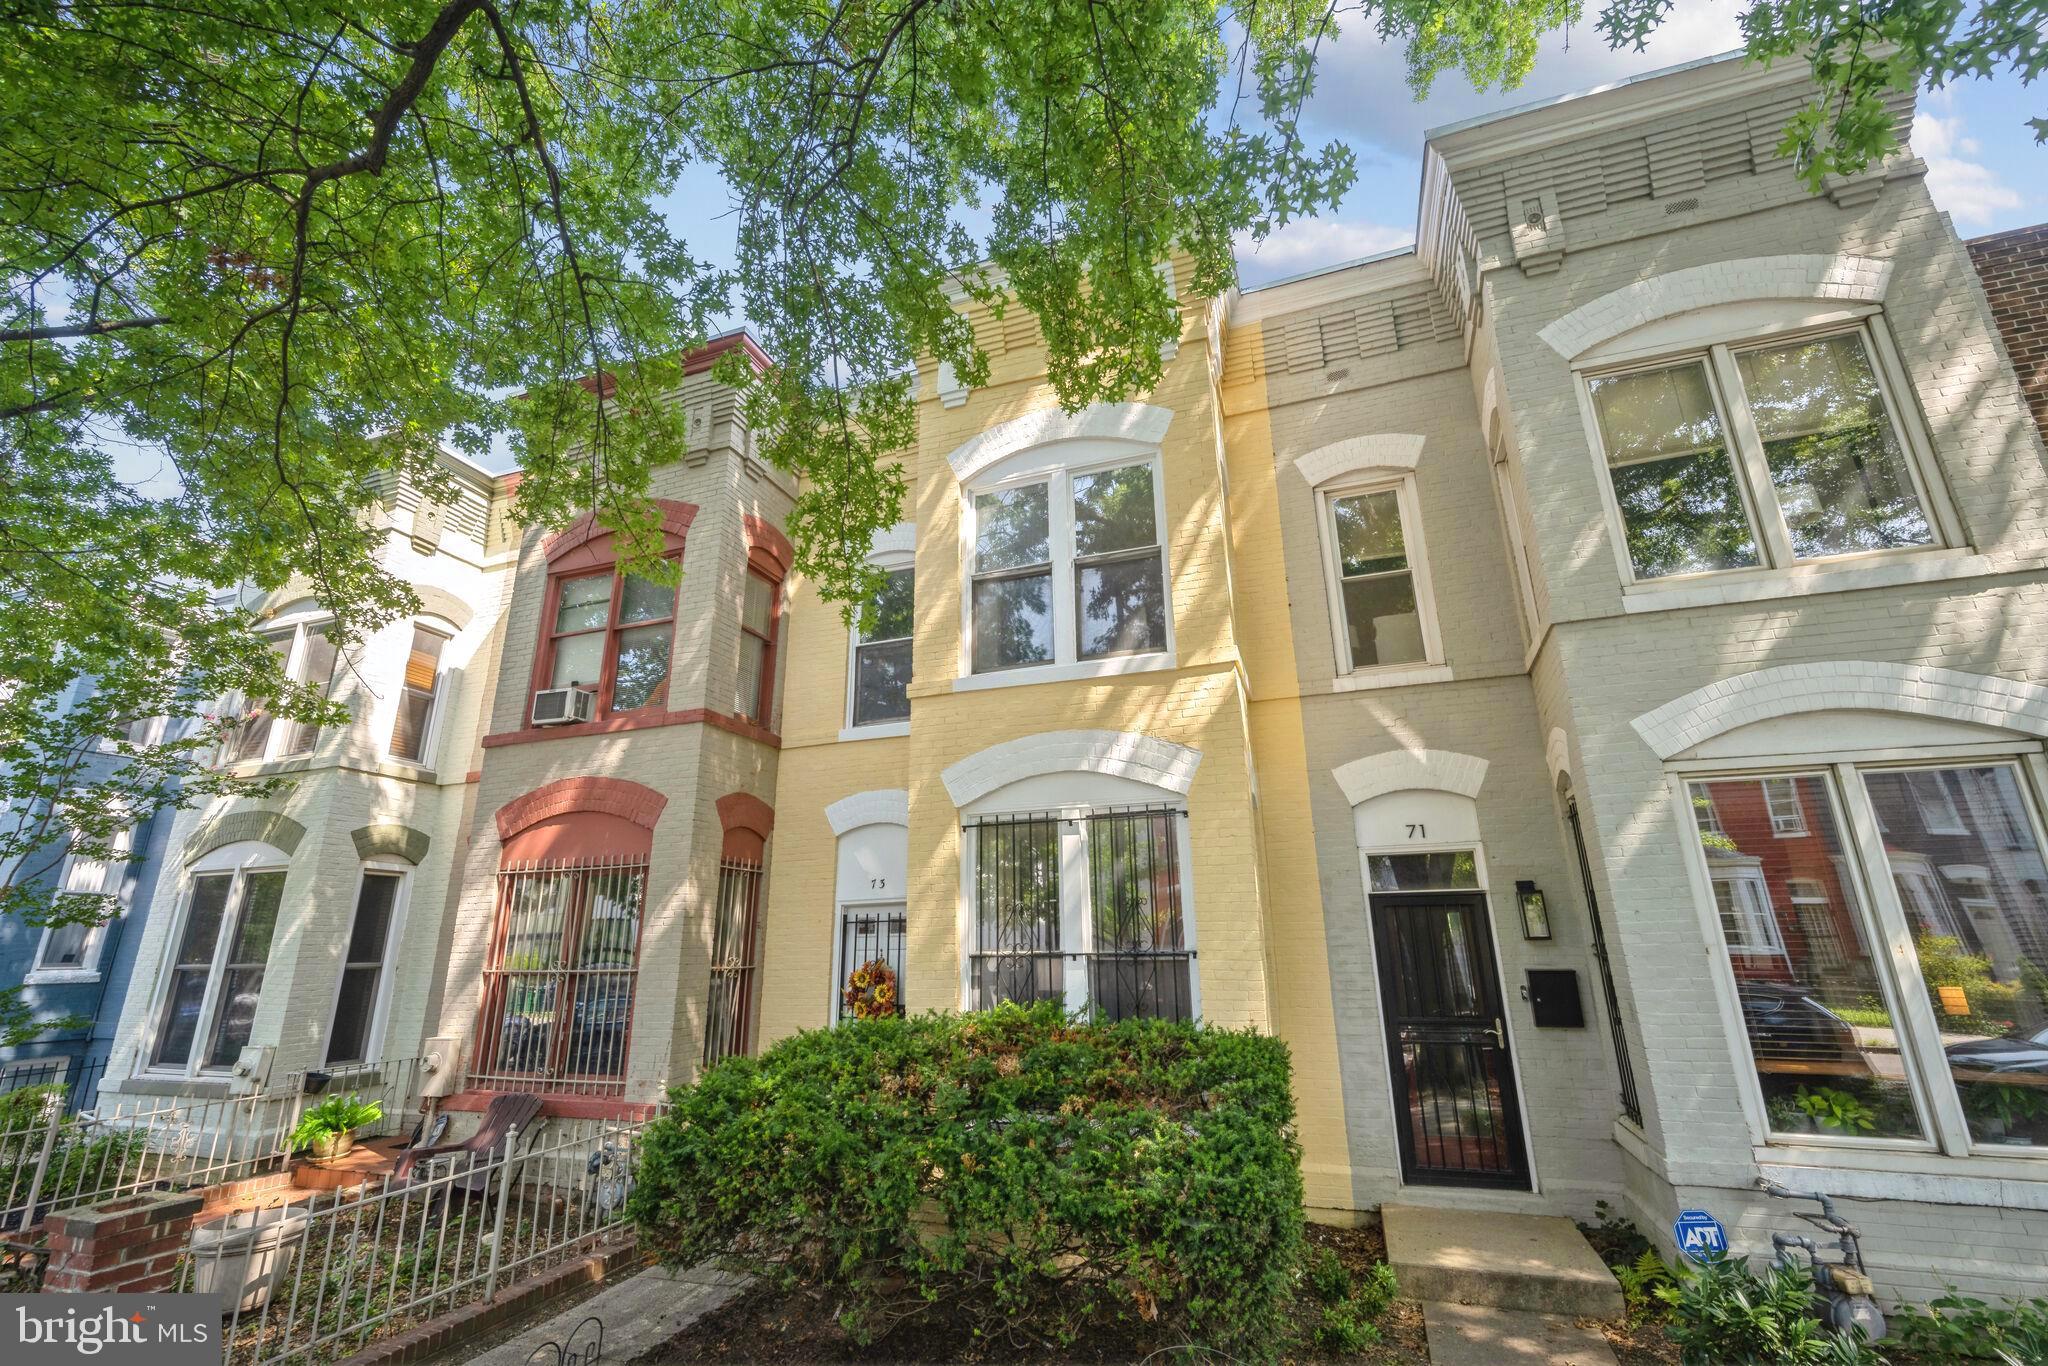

left=837, top=910, right=908, bottom=1020
left=704, top=857, right=764, bottom=1066
left=1084, top=807, right=1193, bottom=1022
left=969, top=813, right=1064, bottom=1008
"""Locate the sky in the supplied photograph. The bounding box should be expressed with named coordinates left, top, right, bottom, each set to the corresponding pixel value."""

left=655, top=6, right=2047, bottom=298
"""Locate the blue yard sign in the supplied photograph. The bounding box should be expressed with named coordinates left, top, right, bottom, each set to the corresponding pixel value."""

left=1673, top=1208, right=1728, bottom=1266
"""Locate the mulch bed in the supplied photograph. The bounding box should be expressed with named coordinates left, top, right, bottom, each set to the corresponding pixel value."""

left=635, top=1221, right=1428, bottom=1364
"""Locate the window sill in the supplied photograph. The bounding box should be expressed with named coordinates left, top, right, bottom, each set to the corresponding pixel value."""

left=22, top=969, right=101, bottom=986
left=1330, top=663, right=1454, bottom=692
left=1756, top=1144, right=2048, bottom=1211
left=1620, top=548, right=1992, bottom=614
left=839, top=721, right=910, bottom=742
left=951, top=651, right=1176, bottom=693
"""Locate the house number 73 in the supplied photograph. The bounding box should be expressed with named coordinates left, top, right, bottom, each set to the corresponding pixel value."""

left=870, top=877, right=888, bottom=890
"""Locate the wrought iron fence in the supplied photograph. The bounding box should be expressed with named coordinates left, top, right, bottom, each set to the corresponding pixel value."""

left=181, top=1114, right=653, bottom=1366
left=968, top=812, right=1064, bottom=1008
left=836, top=910, right=907, bottom=1020
left=0, top=1054, right=109, bottom=1114
left=0, top=1056, right=429, bottom=1237
left=473, top=857, right=646, bottom=1095
left=703, top=858, right=763, bottom=1064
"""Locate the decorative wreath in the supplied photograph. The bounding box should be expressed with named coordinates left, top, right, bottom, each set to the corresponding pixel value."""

left=842, top=958, right=900, bottom=1020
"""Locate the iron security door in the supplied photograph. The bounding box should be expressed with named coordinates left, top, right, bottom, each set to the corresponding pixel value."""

left=1371, top=892, right=1531, bottom=1188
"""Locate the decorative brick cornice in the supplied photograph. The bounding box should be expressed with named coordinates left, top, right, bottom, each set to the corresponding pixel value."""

left=1331, top=748, right=1489, bottom=806
left=495, top=777, right=668, bottom=843
left=1631, top=661, right=2048, bottom=760
left=183, top=809, right=306, bottom=864
left=350, top=823, right=432, bottom=865
left=543, top=498, right=697, bottom=564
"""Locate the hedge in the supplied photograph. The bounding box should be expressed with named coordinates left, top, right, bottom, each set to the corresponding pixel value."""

left=629, top=1003, right=1305, bottom=1355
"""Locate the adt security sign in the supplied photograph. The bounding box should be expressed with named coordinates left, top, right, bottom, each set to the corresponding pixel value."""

left=1673, top=1208, right=1728, bottom=1266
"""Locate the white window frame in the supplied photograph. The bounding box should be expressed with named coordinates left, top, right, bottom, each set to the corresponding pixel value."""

left=1907, top=770, right=1968, bottom=836
left=142, top=840, right=290, bottom=1079
left=26, top=825, right=135, bottom=984
left=1763, top=776, right=1808, bottom=836
left=956, top=442, right=1175, bottom=690
left=1312, top=472, right=1445, bottom=681
left=223, top=602, right=337, bottom=765
left=1710, top=862, right=1786, bottom=954
left=1575, top=309, right=1960, bottom=591
left=1671, top=753, right=2048, bottom=1168
left=955, top=781, right=1200, bottom=1019
left=320, top=860, right=413, bottom=1066
left=842, top=552, right=914, bottom=739
left=1490, top=434, right=1542, bottom=644
left=383, top=616, right=457, bottom=768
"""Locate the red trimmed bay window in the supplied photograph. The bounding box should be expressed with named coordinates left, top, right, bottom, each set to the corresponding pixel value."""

left=533, top=500, right=695, bottom=722
left=735, top=515, right=792, bottom=727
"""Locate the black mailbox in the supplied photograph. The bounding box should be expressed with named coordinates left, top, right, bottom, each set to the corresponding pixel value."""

left=1526, top=969, right=1585, bottom=1028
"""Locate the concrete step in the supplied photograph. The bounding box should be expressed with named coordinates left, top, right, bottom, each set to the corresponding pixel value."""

left=1422, top=1303, right=1619, bottom=1366
left=1383, top=1204, right=1623, bottom=1319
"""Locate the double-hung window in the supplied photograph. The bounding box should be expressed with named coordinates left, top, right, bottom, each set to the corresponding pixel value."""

left=736, top=570, right=778, bottom=723
left=326, top=868, right=406, bottom=1065
left=966, top=455, right=1169, bottom=676
left=966, top=807, right=1196, bottom=1021
left=1585, top=322, right=1946, bottom=582
left=1685, top=761, right=2048, bottom=1153
left=544, top=565, right=677, bottom=715
left=849, top=567, right=913, bottom=727
left=32, top=826, right=133, bottom=978
left=388, top=624, right=451, bottom=762
left=228, top=615, right=338, bottom=763
left=1317, top=478, right=1439, bottom=674
left=151, top=846, right=286, bottom=1075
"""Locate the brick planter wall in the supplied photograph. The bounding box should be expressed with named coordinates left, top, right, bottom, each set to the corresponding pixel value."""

left=42, top=1190, right=205, bottom=1293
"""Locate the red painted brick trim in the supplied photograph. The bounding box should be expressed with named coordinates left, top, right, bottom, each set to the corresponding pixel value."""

left=481, top=706, right=780, bottom=750
left=543, top=498, right=698, bottom=563
left=716, top=791, right=774, bottom=861
left=494, top=777, right=668, bottom=843
left=685, top=330, right=773, bottom=376
left=740, top=514, right=794, bottom=576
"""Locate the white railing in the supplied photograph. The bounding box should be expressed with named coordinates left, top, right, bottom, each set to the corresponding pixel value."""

left=183, top=1115, right=652, bottom=1366
left=1, top=1057, right=430, bottom=1235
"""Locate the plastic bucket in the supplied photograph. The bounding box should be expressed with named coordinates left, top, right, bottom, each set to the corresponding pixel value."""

left=191, top=1203, right=310, bottom=1314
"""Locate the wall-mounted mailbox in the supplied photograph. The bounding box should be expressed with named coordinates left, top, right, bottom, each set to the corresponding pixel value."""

left=1526, top=969, right=1585, bottom=1029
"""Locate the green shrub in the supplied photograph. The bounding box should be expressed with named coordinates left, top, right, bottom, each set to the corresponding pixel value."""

left=1303, top=1245, right=1350, bottom=1304
left=1302, top=1252, right=1395, bottom=1354
left=1660, top=1259, right=1881, bottom=1365
left=1314, top=1294, right=1382, bottom=1353
left=1891, top=1286, right=2048, bottom=1362
left=630, top=1003, right=1305, bottom=1356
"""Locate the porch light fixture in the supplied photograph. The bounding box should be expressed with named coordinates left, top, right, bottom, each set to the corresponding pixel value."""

left=1515, top=881, right=1551, bottom=941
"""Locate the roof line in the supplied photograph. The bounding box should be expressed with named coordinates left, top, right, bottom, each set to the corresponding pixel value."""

left=1424, top=48, right=1748, bottom=142
left=1242, top=243, right=1418, bottom=294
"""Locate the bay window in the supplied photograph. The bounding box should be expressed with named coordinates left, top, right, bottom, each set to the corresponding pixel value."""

left=1585, top=322, right=1944, bottom=582
left=543, top=564, right=677, bottom=715
left=150, top=845, right=286, bottom=1075
left=228, top=615, right=337, bottom=763
left=1684, top=760, right=2048, bottom=1153
left=965, top=453, right=1169, bottom=677
left=849, top=567, right=913, bottom=727
left=966, top=806, right=1196, bottom=1021
left=387, top=623, right=450, bottom=762
left=735, top=570, right=778, bottom=723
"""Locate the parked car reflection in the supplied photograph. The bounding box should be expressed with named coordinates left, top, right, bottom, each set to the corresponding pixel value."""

left=1946, top=1023, right=2048, bottom=1074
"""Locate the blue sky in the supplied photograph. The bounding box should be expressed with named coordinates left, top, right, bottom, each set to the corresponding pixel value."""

left=656, top=9, right=2046, bottom=298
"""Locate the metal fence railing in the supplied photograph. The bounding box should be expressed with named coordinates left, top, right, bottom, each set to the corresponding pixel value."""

left=183, top=1114, right=653, bottom=1366
left=0, top=1057, right=429, bottom=1236
left=0, top=1055, right=111, bottom=1114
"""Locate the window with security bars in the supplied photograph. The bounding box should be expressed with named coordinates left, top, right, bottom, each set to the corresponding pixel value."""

left=968, top=807, right=1194, bottom=1021
left=473, top=856, right=645, bottom=1093
left=704, top=858, right=764, bottom=1064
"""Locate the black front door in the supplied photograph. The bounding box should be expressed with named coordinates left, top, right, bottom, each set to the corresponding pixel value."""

left=1370, top=892, right=1530, bottom=1188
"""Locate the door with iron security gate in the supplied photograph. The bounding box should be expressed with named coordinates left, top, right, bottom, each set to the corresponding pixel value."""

left=1370, top=892, right=1531, bottom=1188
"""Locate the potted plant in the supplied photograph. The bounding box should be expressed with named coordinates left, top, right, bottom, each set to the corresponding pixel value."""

left=288, top=1093, right=383, bottom=1159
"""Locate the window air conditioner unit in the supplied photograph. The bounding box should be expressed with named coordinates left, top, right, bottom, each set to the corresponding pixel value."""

left=532, top=686, right=595, bottom=727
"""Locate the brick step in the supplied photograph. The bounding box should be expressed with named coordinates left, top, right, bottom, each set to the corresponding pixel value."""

left=291, top=1136, right=406, bottom=1191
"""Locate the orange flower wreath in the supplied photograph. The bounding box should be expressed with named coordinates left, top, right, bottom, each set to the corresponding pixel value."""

left=841, top=958, right=900, bottom=1020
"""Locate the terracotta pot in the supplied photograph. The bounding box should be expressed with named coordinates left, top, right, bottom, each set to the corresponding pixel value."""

left=308, top=1129, right=356, bottom=1160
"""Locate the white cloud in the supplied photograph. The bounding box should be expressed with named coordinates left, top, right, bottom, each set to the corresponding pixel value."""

left=1915, top=91, right=2024, bottom=226
left=1234, top=218, right=1414, bottom=285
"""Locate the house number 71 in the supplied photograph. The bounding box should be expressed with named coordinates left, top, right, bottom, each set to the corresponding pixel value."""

left=1406, top=824, right=1427, bottom=839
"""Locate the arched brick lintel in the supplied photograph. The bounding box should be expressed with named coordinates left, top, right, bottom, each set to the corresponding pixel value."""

left=495, top=776, right=669, bottom=844
left=716, top=791, right=775, bottom=861
left=543, top=499, right=698, bottom=564
left=741, top=515, right=793, bottom=577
